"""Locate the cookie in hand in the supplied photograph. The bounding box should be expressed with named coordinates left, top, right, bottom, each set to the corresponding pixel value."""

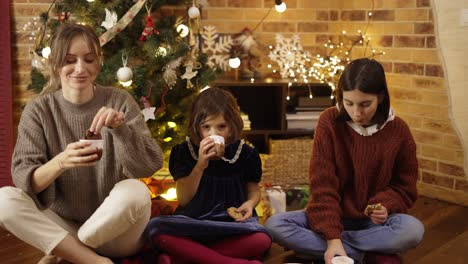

left=227, top=207, right=243, bottom=220
left=364, top=203, right=382, bottom=216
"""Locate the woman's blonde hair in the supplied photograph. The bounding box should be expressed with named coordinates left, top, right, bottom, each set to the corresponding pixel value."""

left=41, top=23, right=102, bottom=94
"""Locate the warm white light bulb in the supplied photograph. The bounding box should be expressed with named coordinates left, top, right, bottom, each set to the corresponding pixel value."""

left=155, top=47, right=167, bottom=57
left=229, top=57, right=241, bottom=68
left=86, top=0, right=95, bottom=2
left=161, top=188, right=177, bottom=201
left=41, top=47, right=51, bottom=59
left=167, top=121, right=177, bottom=128
left=119, top=80, right=133, bottom=87
left=275, top=2, right=287, bottom=13
left=176, top=24, right=189, bottom=37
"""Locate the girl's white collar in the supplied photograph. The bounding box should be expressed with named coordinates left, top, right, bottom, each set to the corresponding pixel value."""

left=346, top=108, right=395, bottom=136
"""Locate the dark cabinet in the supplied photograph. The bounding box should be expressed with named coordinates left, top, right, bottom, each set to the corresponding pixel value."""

left=213, top=79, right=332, bottom=153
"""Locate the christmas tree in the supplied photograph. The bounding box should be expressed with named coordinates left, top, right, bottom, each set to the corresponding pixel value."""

left=27, top=0, right=219, bottom=158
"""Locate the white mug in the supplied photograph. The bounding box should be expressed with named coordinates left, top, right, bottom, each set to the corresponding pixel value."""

left=331, top=256, right=354, bottom=264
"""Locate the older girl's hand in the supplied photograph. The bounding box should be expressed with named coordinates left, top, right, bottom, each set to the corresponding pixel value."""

left=55, top=141, right=99, bottom=170
left=324, top=239, right=347, bottom=264
left=90, top=107, right=125, bottom=134
left=370, top=205, right=388, bottom=224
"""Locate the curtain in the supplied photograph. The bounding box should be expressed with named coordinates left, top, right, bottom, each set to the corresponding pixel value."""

left=0, top=1, right=13, bottom=186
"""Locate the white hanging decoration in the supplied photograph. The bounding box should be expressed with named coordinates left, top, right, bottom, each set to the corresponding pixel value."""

left=101, top=8, right=118, bottom=30
left=268, top=34, right=310, bottom=78
left=142, top=107, right=156, bottom=121
left=188, top=5, right=200, bottom=19
left=181, top=60, right=199, bottom=88
left=163, top=57, right=183, bottom=88
left=31, top=50, right=46, bottom=70
left=140, top=90, right=156, bottom=122
left=117, top=67, right=133, bottom=82
left=199, top=25, right=233, bottom=71
left=177, top=24, right=189, bottom=38
left=117, top=52, right=133, bottom=86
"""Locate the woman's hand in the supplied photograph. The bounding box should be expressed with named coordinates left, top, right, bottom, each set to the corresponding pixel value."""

left=90, top=107, right=125, bottom=134
left=370, top=205, right=388, bottom=224
left=235, top=201, right=255, bottom=221
left=196, top=137, right=217, bottom=169
left=55, top=141, right=100, bottom=170
left=324, top=239, right=347, bottom=264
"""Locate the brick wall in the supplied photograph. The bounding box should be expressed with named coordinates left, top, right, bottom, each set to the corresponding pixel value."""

left=9, top=0, right=468, bottom=205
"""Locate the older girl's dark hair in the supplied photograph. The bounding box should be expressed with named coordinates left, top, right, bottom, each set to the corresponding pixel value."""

left=335, top=58, right=390, bottom=127
left=188, top=88, right=243, bottom=144
left=42, top=23, right=102, bottom=94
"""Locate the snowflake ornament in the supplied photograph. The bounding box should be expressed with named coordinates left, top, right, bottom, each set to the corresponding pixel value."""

left=200, top=25, right=233, bottom=71
left=268, top=34, right=311, bottom=79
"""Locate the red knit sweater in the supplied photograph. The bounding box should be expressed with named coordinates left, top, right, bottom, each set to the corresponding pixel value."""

left=306, top=107, right=418, bottom=240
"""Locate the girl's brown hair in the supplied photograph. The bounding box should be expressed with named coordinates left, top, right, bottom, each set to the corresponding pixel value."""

left=41, top=23, right=102, bottom=94
left=335, top=58, right=390, bottom=127
left=187, top=88, right=243, bottom=145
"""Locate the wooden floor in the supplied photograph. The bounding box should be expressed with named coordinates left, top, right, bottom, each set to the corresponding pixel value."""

left=1, top=196, right=467, bottom=264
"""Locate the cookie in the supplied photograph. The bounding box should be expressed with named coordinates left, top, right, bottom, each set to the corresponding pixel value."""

left=227, top=207, right=243, bottom=220
left=364, top=203, right=382, bottom=216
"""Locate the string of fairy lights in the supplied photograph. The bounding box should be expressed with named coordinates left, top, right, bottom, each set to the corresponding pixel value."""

left=265, top=0, right=385, bottom=100
left=226, top=0, right=384, bottom=101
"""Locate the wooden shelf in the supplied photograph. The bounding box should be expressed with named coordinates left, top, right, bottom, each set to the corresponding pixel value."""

left=214, top=79, right=330, bottom=153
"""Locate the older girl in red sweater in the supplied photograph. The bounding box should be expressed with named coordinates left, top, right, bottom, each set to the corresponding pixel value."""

left=265, top=58, right=424, bottom=264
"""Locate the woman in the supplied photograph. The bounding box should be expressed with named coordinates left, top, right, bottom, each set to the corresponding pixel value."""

left=265, top=58, right=424, bottom=264
left=0, top=23, right=163, bottom=263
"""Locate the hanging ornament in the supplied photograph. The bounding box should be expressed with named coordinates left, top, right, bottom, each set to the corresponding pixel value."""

left=117, top=67, right=133, bottom=82
left=57, top=12, right=70, bottom=22
left=101, top=8, right=118, bottom=30
left=181, top=60, right=199, bottom=89
left=142, top=107, right=156, bottom=121
left=140, top=3, right=159, bottom=41
left=140, top=89, right=156, bottom=121
left=99, top=0, right=147, bottom=46
left=117, top=52, right=133, bottom=86
left=163, top=57, right=183, bottom=88
left=188, top=5, right=200, bottom=19
left=177, top=24, right=189, bottom=38
left=31, top=49, right=46, bottom=70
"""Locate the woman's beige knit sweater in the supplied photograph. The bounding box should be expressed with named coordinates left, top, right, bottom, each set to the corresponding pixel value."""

left=12, top=85, right=163, bottom=223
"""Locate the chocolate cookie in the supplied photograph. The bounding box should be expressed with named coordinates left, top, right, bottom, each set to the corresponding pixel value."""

left=85, top=130, right=102, bottom=140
